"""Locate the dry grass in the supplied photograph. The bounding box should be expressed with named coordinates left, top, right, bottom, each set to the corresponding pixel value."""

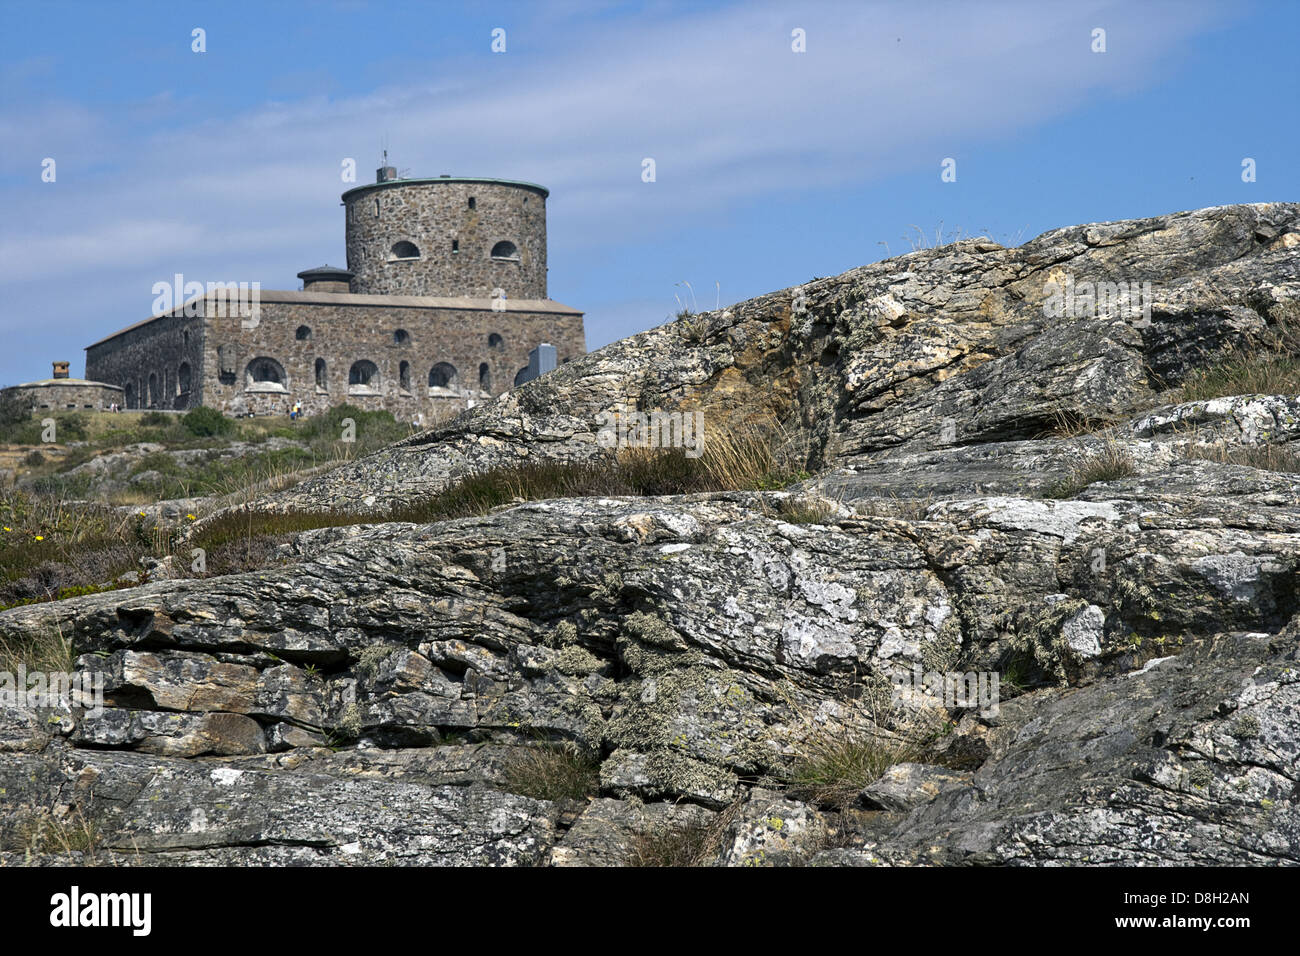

left=627, top=800, right=741, bottom=867
left=0, top=621, right=72, bottom=675
left=775, top=494, right=841, bottom=525
left=1044, top=441, right=1135, bottom=499
left=785, top=728, right=919, bottom=810
left=500, top=741, right=600, bottom=803
left=1177, top=311, right=1300, bottom=403
left=1182, top=441, right=1300, bottom=473
left=0, top=489, right=159, bottom=610
left=188, top=418, right=812, bottom=573
left=2, top=416, right=815, bottom=596
left=776, top=675, right=947, bottom=811
left=6, top=802, right=101, bottom=861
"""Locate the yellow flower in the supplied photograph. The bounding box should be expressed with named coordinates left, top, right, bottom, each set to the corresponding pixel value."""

left=186, top=513, right=197, bottom=521
left=138, top=511, right=146, bottom=517
left=2, top=527, right=10, bottom=532
left=34, top=535, right=44, bottom=541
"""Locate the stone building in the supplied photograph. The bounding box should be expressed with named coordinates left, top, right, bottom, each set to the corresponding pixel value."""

left=84, top=167, right=585, bottom=418
left=0, top=361, right=124, bottom=414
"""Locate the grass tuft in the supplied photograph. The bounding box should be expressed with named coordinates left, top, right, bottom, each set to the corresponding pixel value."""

left=785, top=729, right=917, bottom=810
left=500, top=741, right=600, bottom=803
left=1044, top=442, right=1135, bottom=499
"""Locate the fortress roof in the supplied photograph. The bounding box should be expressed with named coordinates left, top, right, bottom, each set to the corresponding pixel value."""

left=340, top=176, right=550, bottom=202
left=85, top=291, right=583, bottom=350
left=296, top=264, right=354, bottom=280
left=5, top=377, right=122, bottom=390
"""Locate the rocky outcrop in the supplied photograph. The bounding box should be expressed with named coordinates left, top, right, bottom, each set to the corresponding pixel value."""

left=231, top=201, right=1299, bottom=515
left=2, top=203, right=1298, bottom=865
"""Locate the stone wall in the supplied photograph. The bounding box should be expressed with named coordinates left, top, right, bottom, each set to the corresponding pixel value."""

left=343, top=179, right=547, bottom=298
left=85, top=311, right=205, bottom=410
left=0, top=380, right=125, bottom=413
left=199, top=293, right=585, bottom=419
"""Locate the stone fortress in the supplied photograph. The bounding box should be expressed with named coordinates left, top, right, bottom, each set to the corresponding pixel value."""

left=0, top=361, right=123, bottom=413
left=72, top=163, right=585, bottom=419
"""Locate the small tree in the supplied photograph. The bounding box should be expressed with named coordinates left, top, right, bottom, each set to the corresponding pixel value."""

left=0, top=388, right=27, bottom=427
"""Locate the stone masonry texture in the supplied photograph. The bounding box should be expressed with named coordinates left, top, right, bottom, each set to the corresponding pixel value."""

left=82, top=173, right=583, bottom=419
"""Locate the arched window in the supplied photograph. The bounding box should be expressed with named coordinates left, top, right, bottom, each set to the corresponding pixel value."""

left=393, top=329, right=410, bottom=345
left=428, top=362, right=458, bottom=390
left=490, top=240, right=518, bottom=260
left=178, top=362, right=192, bottom=394
left=296, top=325, right=312, bottom=341
left=349, top=360, right=379, bottom=389
left=124, top=383, right=135, bottom=409
left=479, top=362, right=491, bottom=392
left=148, top=372, right=159, bottom=407
left=315, top=358, right=327, bottom=389
left=245, top=357, right=287, bottom=391
left=451, top=239, right=459, bottom=254
left=488, top=332, right=504, bottom=349
left=391, top=241, right=419, bottom=259
left=399, top=360, right=411, bottom=392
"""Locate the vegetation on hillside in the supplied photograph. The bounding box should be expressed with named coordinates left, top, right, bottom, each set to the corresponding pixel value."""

left=0, top=413, right=808, bottom=609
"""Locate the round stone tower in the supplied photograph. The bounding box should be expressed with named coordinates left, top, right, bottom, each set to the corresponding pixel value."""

left=342, top=170, right=548, bottom=299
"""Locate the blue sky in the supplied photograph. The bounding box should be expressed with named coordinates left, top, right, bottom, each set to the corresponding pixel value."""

left=0, top=0, right=1296, bottom=385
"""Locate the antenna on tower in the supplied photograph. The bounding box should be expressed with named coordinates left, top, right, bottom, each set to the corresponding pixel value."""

left=376, top=139, right=398, bottom=183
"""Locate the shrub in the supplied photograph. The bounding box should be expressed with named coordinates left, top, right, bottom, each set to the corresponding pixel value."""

left=0, top=390, right=27, bottom=427
left=139, top=411, right=171, bottom=428
left=182, top=406, right=233, bottom=437
left=0, top=488, right=154, bottom=609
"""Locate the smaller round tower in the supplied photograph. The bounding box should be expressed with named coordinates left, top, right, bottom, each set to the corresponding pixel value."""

left=342, top=169, right=548, bottom=299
